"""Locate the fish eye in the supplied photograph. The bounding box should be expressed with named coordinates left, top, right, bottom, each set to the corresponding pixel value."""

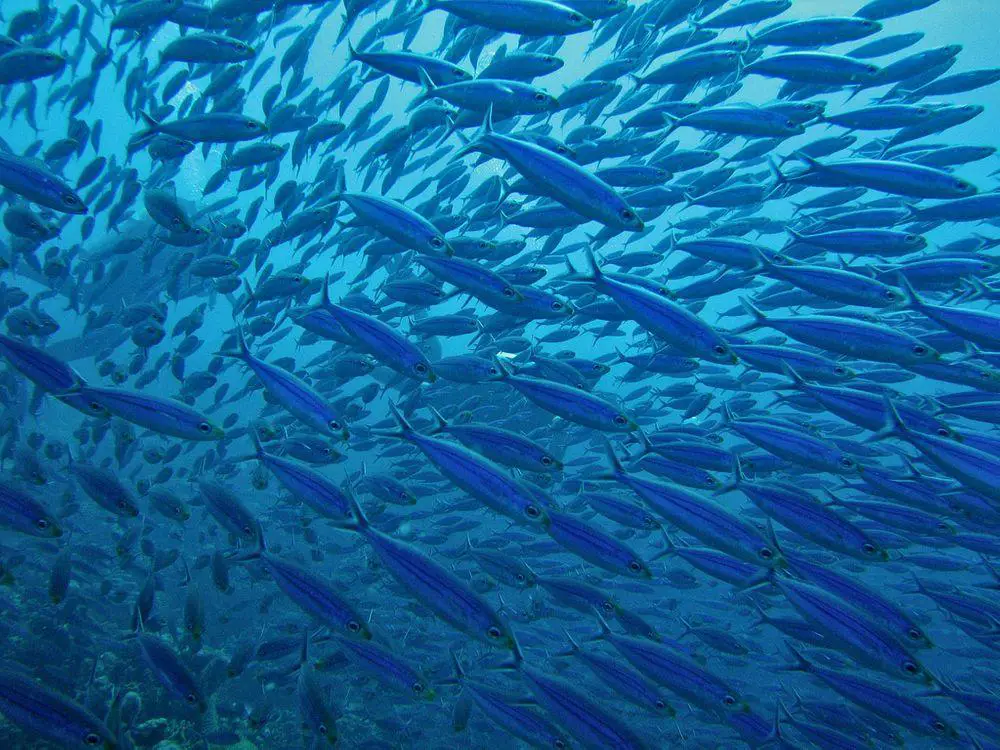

left=555, top=741, right=567, bottom=750
left=318, top=724, right=328, bottom=735
left=489, top=367, right=499, bottom=375
left=907, top=627, right=922, bottom=641
left=906, top=234, right=920, bottom=243
left=487, top=626, right=502, bottom=639
left=620, top=208, right=634, bottom=221
left=713, top=344, right=727, bottom=355
left=785, top=119, right=796, bottom=128
left=628, top=560, right=642, bottom=572
left=884, top=290, right=897, bottom=300
left=430, top=236, right=444, bottom=248
left=185, top=692, right=198, bottom=704
left=327, top=419, right=342, bottom=431
left=759, top=547, right=773, bottom=560
left=932, top=721, right=946, bottom=733
left=569, top=12, right=582, bottom=21
left=839, top=457, right=855, bottom=469
left=63, top=193, right=80, bottom=206
left=414, top=362, right=428, bottom=374
left=655, top=700, right=666, bottom=710
left=902, top=661, right=918, bottom=675
left=515, top=573, right=526, bottom=583
left=936, top=427, right=950, bottom=437
left=246, top=121, right=259, bottom=129
left=551, top=301, right=563, bottom=310
left=723, top=695, right=737, bottom=706
left=89, top=401, right=102, bottom=412
left=534, top=92, right=547, bottom=102
left=37, top=518, right=49, bottom=529
left=613, top=414, right=628, bottom=426
left=478, top=241, right=489, bottom=249
left=197, top=422, right=212, bottom=434
left=84, top=732, right=101, bottom=746
left=912, top=345, right=927, bottom=355
left=601, top=601, right=615, bottom=613
left=502, top=287, right=516, bottom=297
left=541, top=456, right=553, bottom=466
left=117, top=500, right=128, bottom=510
left=862, top=542, right=877, bottom=555
left=834, top=366, right=846, bottom=375
left=242, top=525, right=253, bottom=535
left=525, top=505, right=541, bottom=518
left=347, top=620, right=361, bottom=633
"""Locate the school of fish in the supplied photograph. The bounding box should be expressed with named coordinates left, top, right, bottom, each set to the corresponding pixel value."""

left=1, top=0, right=1000, bottom=747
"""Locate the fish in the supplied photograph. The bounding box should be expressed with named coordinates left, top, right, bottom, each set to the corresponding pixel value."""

left=0, top=669, right=117, bottom=749
left=1, top=1, right=999, bottom=748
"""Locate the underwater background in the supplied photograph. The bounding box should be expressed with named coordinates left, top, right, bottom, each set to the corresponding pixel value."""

left=2, top=0, right=1000, bottom=748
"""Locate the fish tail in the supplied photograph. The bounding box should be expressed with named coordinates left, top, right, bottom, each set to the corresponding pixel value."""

left=634, top=429, right=653, bottom=457
left=407, top=67, right=436, bottom=112
left=719, top=400, right=736, bottom=427
left=236, top=325, right=250, bottom=356
left=766, top=156, right=789, bottom=195
left=894, top=272, right=922, bottom=310
left=552, top=627, right=581, bottom=658
left=129, top=110, right=161, bottom=152
left=778, top=361, right=806, bottom=389
left=589, top=608, right=614, bottom=642
left=387, top=401, right=415, bottom=433
left=748, top=600, right=771, bottom=631
left=780, top=643, right=814, bottom=674
left=251, top=429, right=266, bottom=458
left=426, top=405, right=448, bottom=434
left=583, top=247, right=603, bottom=281
left=867, top=395, right=911, bottom=443
left=230, top=527, right=267, bottom=562
left=348, top=493, right=370, bottom=531
left=714, top=454, right=743, bottom=496
left=733, top=297, right=767, bottom=333
left=598, top=438, right=624, bottom=480
left=234, top=278, right=255, bottom=315
left=449, top=651, right=466, bottom=681
left=650, top=530, right=675, bottom=562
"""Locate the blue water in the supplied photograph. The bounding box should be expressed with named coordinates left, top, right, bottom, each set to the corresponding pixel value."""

left=2, top=0, right=1000, bottom=748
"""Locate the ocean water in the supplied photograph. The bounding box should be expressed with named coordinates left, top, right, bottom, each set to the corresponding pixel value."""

left=2, top=0, right=1000, bottom=748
